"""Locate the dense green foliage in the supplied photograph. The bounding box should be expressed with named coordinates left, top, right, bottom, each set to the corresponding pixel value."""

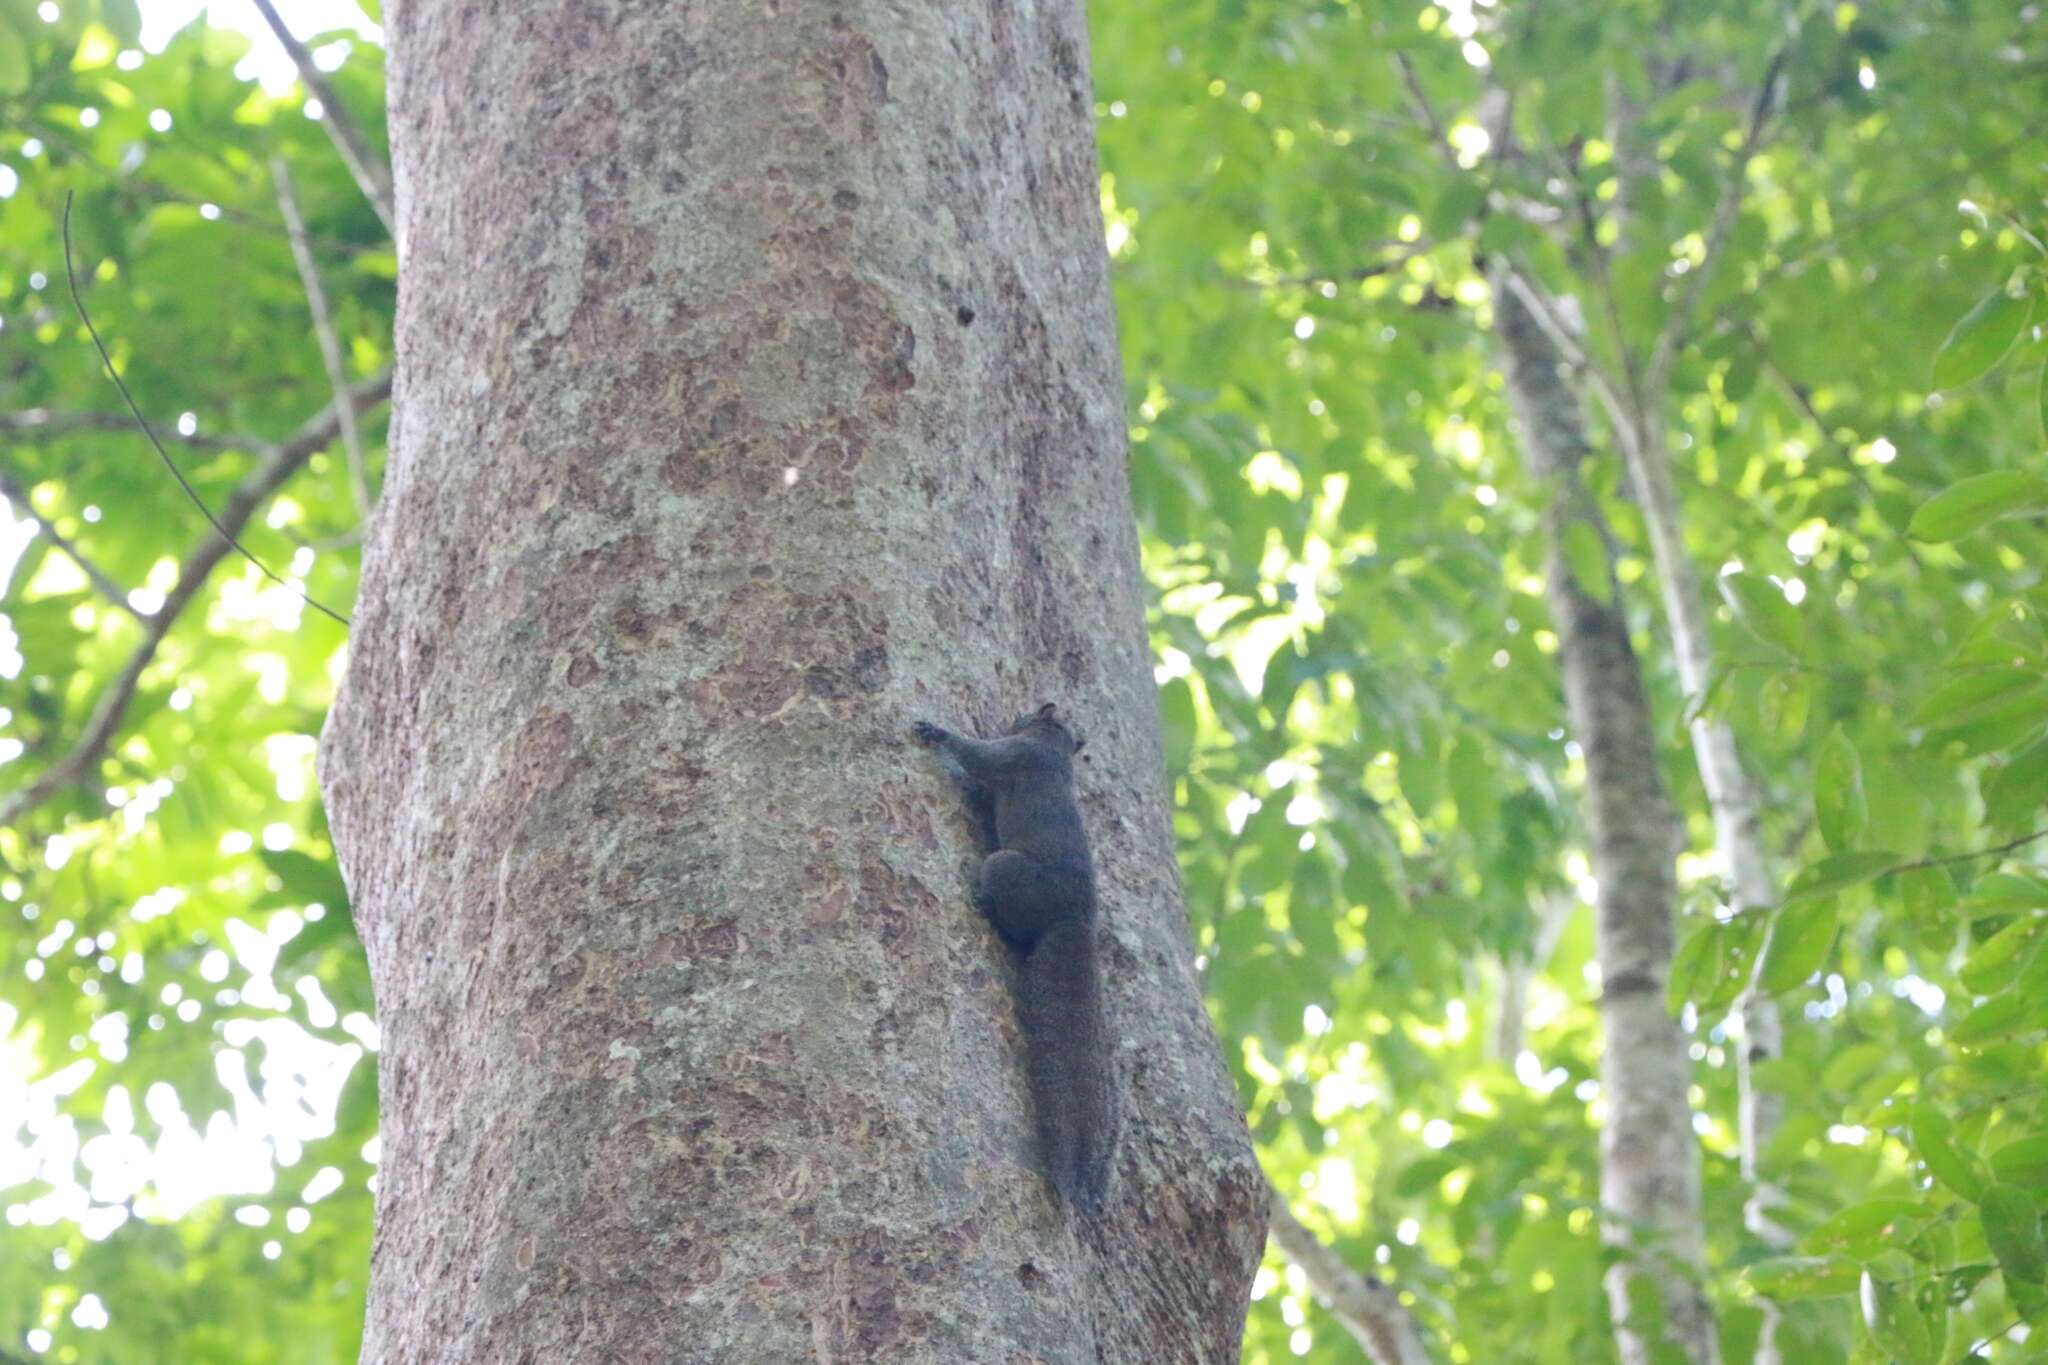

left=2, top=0, right=2043, bottom=1361
left=0, top=3, right=386, bottom=1359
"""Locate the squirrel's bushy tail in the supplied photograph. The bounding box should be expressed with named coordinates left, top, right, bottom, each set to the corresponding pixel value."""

left=1019, top=919, right=1117, bottom=1217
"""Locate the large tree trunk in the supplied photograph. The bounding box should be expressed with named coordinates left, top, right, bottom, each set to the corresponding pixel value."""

left=320, top=3, right=1266, bottom=1361
left=1494, top=282, right=1717, bottom=1365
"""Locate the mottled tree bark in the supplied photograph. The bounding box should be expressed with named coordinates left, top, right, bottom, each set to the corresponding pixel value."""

left=1493, top=283, right=1717, bottom=1365
left=321, top=4, right=1265, bottom=1361
left=1623, top=416, right=1791, bottom=1363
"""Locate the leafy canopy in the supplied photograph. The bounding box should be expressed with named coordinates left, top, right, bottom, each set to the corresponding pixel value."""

left=2, top=0, right=2045, bottom=1362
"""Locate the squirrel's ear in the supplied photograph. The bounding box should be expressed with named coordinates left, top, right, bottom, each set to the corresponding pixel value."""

left=1036, top=702, right=1058, bottom=719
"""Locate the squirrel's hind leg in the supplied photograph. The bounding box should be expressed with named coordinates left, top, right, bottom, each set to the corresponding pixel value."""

left=975, top=849, right=1064, bottom=950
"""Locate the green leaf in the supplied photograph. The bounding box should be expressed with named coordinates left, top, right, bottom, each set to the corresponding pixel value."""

left=1759, top=899, right=1837, bottom=993
left=1722, top=347, right=1760, bottom=402
left=1561, top=521, right=1611, bottom=604
left=2039, top=360, right=2048, bottom=442
left=1395, top=1154, right=1460, bottom=1197
left=1814, top=727, right=1867, bottom=853
left=1860, top=1267, right=1941, bottom=1365
left=1448, top=733, right=1498, bottom=832
left=1785, top=851, right=1898, bottom=904
left=1907, top=471, right=2048, bottom=542
left=1950, top=990, right=2038, bottom=1045
left=1822, top=1041, right=1890, bottom=1093
left=1910, top=1102, right=1988, bottom=1201
left=1759, top=670, right=1811, bottom=739
left=1719, top=572, right=1804, bottom=657
left=1802, top=1199, right=1927, bottom=1258
left=1669, top=914, right=1761, bottom=1013
left=1744, top=1255, right=1861, bottom=1300
left=1912, top=667, right=2048, bottom=728
left=1960, top=874, right=2048, bottom=918
left=260, top=848, right=349, bottom=911
left=100, top=0, right=141, bottom=45
left=1899, top=865, right=1955, bottom=920
left=1931, top=287, right=2032, bottom=390
left=1986, top=734, right=2048, bottom=829
left=1959, top=913, right=2046, bottom=995
left=0, top=19, right=27, bottom=97
left=1159, top=676, right=1197, bottom=777
left=1427, top=180, right=1487, bottom=239
left=1992, top=1136, right=2048, bottom=1193
left=1981, top=1184, right=2048, bottom=1285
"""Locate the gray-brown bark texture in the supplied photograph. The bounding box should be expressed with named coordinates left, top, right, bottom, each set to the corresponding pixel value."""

left=1493, top=284, right=1717, bottom=1365
left=320, top=4, right=1265, bottom=1362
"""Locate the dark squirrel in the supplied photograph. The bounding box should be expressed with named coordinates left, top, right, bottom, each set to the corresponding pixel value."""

left=913, top=702, right=1116, bottom=1215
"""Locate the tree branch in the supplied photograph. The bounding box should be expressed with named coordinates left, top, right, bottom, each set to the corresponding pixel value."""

left=1683, top=124, right=2043, bottom=354
left=1646, top=45, right=1788, bottom=397
left=1225, top=244, right=1433, bottom=292
left=1269, top=1185, right=1433, bottom=1365
left=1896, top=829, right=2048, bottom=872
left=0, top=408, right=265, bottom=454
left=1392, top=53, right=1451, bottom=152
left=0, top=370, right=391, bottom=830
left=273, top=156, right=372, bottom=521
left=0, top=464, right=140, bottom=617
left=249, top=0, right=397, bottom=237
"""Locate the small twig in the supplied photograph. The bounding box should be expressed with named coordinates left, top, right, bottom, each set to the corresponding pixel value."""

left=62, top=192, right=350, bottom=627
left=1646, top=45, right=1789, bottom=397
left=0, top=464, right=141, bottom=617
left=273, top=156, right=372, bottom=521
left=1228, top=245, right=1431, bottom=292
left=0, top=409, right=267, bottom=455
left=1684, top=123, right=2044, bottom=351
left=1895, top=829, right=2048, bottom=873
left=1561, top=175, right=1648, bottom=414
left=248, top=0, right=396, bottom=237
left=1392, top=53, right=1451, bottom=153
left=1746, top=329, right=1929, bottom=575
left=0, top=370, right=392, bottom=831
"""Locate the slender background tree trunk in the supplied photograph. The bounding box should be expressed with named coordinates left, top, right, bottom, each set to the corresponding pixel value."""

left=1494, top=283, right=1717, bottom=1365
left=1625, top=415, right=1792, bottom=1364
left=321, top=3, right=1265, bottom=1359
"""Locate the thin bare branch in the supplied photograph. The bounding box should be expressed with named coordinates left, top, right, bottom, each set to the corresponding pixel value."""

left=249, top=0, right=397, bottom=236
left=273, top=156, right=372, bottom=521
left=0, top=465, right=140, bottom=617
left=1229, top=244, right=1432, bottom=291
left=1269, top=1186, right=1433, bottom=1365
left=1682, top=123, right=2042, bottom=354
left=62, top=194, right=350, bottom=626
left=1897, top=829, right=2048, bottom=872
left=1392, top=53, right=1451, bottom=153
left=1646, top=46, right=1789, bottom=396
left=0, top=408, right=267, bottom=455
left=0, top=370, right=391, bottom=831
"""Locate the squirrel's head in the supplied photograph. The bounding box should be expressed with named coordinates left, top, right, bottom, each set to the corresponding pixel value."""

left=1010, top=701, right=1085, bottom=756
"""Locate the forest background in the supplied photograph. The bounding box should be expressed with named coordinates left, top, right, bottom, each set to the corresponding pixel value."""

left=0, top=0, right=2044, bottom=1360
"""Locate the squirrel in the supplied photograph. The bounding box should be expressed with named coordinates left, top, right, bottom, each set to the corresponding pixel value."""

left=913, top=702, right=1116, bottom=1216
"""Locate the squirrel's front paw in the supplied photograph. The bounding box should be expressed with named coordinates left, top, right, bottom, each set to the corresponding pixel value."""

left=912, top=720, right=949, bottom=746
